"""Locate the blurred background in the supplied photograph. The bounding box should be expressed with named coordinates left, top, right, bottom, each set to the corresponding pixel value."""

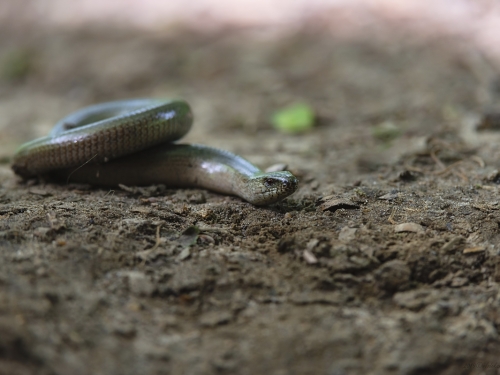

left=1, top=0, right=499, bottom=55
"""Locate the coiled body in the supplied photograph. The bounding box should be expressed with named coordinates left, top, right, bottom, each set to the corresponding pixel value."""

left=12, top=99, right=298, bottom=205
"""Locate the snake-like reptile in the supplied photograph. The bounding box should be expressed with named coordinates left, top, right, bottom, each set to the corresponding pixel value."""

left=12, top=99, right=298, bottom=205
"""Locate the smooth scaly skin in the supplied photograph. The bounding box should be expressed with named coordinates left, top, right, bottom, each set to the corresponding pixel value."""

left=12, top=99, right=298, bottom=205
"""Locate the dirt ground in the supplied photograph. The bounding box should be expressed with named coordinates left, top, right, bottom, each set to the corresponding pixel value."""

left=1, top=22, right=500, bottom=375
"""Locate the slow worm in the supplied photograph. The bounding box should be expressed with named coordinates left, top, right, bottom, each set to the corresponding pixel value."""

left=12, top=99, right=298, bottom=205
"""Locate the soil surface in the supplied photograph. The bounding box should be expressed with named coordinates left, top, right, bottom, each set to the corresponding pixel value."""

left=1, top=24, right=500, bottom=375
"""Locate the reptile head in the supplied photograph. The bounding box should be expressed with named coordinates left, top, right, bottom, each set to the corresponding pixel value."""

left=244, top=171, right=298, bottom=205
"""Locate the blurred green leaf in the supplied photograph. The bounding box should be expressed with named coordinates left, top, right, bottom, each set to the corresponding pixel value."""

left=271, top=103, right=315, bottom=133
left=372, top=121, right=401, bottom=145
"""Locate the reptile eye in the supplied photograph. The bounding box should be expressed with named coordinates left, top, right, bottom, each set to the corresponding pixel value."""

left=264, top=178, right=276, bottom=188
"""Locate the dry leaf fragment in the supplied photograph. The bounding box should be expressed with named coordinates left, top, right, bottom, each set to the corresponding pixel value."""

left=303, top=250, right=318, bottom=264
left=319, top=196, right=360, bottom=212
left=463, top=246, right=485, bottom=254
left=378, top=192, right=400, bottom=200
left=306, top=239, right=319, bottom=251
left=394, top=223, right=424, bottom=233
left=28, top=188, right=51, bottom=196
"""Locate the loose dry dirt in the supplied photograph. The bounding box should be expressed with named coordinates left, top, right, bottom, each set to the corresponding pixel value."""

left=1, top=24, right=500, bottom=375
